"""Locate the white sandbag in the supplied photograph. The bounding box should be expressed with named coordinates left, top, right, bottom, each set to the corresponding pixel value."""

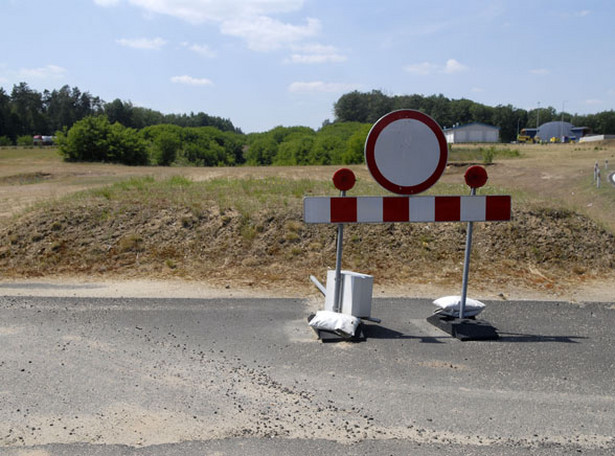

left=308, top=310, right=360, bottom=337
left=432, top=296, right=485, bottom=318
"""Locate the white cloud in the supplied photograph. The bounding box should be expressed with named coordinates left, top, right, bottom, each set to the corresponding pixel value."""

left=93, top=0, right=120, bottom=6
left=171, top=75, right=213, bottom=86
left=530, top=68, right=549, bottom=75
left=182, top=43, right=217, bottom=58
left=404, top=59, right=468, bottom=75
left=221, top=16, right=320, bottom=51
left=127, top=0, right=305, bottom=23
left=116, top=37, right=166, bottom=50
left=575, top=10, right=591, bottom=17
left=288, top=81, right=361, bottom=93
left=584, top=98, right=603, bottom=106
left=99, top=0, right=321, bottom=53
left=18, top=64, right=67, bottom=79
left=288, top=53, right=346, bottom=63
left=444, top=58, right=468, bottom=73
left=287, top=44, right=346, bottom=64
left=404, top=62, right=439, bottom=75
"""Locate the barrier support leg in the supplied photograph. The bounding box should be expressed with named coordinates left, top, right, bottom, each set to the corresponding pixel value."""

left=459, top=187, right=476, bottom=318
left=332, top=190, right=346, bottom=313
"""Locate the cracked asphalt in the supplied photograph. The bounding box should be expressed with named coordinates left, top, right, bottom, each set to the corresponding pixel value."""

left=1, top=295, right=614, bottom=455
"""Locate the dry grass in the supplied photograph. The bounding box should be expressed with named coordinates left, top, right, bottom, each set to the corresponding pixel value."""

left=1, top=142, right=614, bottom=298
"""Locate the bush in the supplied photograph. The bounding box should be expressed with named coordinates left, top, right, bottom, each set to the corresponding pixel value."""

left=245, top=136, right=277, bottom=165
left=152, top=131, right=180, bottom=166
left=244, top=122, right=370, bottom=166
left=107, top=123, right=149, bottom=165
left=0, top=135, right=13, bottom=146
left=342, top=124, right=371, bottom=164
left=56, top=115, right=148, bottom=165
left=16, top=135, right=33, bottom=146
left=481, top=146, right=495, bottom=165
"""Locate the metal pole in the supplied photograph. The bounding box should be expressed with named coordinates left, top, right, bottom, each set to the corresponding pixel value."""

left=459, top=187, right=476, bottom=319
left=333, top=190, right=345, bottom=313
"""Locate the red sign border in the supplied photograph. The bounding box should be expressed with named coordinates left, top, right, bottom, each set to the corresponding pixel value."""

left=364, top=109, right=448, bottom=195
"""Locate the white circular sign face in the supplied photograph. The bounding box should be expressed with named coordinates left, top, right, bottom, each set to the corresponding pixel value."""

left=364, top=110, right=447, bottom=195
left=373, top=118, right=440, bottom=188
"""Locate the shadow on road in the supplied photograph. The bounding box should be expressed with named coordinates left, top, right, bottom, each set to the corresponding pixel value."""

left=363, top=325, right=587, bottom=344
left=363, top=324, right=447, bottom=344
left=496, top=332, right=587, bottom=343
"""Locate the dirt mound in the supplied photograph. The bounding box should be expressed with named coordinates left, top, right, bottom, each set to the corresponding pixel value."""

left=1, top=197, right=613, bottom=296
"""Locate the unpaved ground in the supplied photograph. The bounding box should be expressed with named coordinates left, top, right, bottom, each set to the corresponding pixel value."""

left=0, top=275, right=613, bottom=303
left=1, top=143, right=614, bottom=302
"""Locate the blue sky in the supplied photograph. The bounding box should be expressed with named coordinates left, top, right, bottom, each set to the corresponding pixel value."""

left=1, top=0, right=614, bottom=133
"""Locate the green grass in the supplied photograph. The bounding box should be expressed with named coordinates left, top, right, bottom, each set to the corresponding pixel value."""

left=0, top=146, right=61, bottom=163
left=55, top=176, right=332, bottom=219
left=449, top=145, right=521, bottom=163
left=50, top=174, right=526, bottom=224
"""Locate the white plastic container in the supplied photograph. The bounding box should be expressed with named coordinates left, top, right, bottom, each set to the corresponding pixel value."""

left=325, top=270, right=373, bottom=318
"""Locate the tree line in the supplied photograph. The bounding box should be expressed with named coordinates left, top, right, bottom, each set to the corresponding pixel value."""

left=0, top=82, right=371, bottom=166
left=52, top=116, right=368, bottom=166
left=2, top=83, right=615, bottom=167
left=334, top=90, right=615, bottom=143
left=0, top=82, right=240, bottom=145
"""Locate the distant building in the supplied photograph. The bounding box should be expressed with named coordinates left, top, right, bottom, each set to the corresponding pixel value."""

left=579, top=134, right=615, bottom=142
left=536, top=121, right=589, bottom=143
left=519, top=121, right=590, bottom=143
left=443, top=123, right=500, bottom=144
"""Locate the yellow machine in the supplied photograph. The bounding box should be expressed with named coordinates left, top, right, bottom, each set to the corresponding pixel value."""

left=517, top=134, right=535, bottom=143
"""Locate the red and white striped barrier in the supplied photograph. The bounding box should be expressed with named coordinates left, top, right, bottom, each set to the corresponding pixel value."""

left=304, top=195, right=511, bottom=224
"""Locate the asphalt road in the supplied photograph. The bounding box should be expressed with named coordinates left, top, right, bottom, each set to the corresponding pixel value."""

left=1, top=295, right=614, bottom=455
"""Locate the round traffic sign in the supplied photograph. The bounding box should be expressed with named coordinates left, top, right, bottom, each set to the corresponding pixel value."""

left=332, top=168, right=356, bottom=191
left=464, top=165, right=488, bottom=189
left=364, top=109, right=447, bottom=195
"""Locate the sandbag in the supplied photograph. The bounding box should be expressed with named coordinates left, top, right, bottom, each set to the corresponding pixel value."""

left=432, top=296, right=485, bottom=318
left=308, top=310, right=360, bottom=337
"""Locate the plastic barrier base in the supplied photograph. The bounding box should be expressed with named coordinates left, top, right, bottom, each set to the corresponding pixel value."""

left=426, top=314, right=499, bottom=341
left=307, top=314, right=365, bottom=342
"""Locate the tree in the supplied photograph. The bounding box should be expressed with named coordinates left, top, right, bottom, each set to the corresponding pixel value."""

left=56, top=115, right=111, bottom=162
left=309, top=135, right=341, bottom=165
left=0, top=88, right=14, bottom=140
left=448, top=98, right=474, bottom=127
left=594, top=111, right=615, bottom=134
left=492, top=105, right=516, bottom=143
left=105, top=99, right=135, bottom=127
left=245, top=135, right=278, bottom=165
left=365, top=90, right=394, bottom=122
left=334, top=91, right=371, bottom=123
left=10, top=82, right=46, bottom=135
left=469, top=103, right=493, bottom=124
left=392, top=94, right=425, bottom=112
left=107, top=123, right=148, bottom=165
left=342, top=124, right=371, bottom=164
left=424, top=94, right=451, bottom=126
left=141, top=124, right=183, bottom=165
left=56, top=115, right=148, bottom=165
left=132, top=107, right=165, bottom=129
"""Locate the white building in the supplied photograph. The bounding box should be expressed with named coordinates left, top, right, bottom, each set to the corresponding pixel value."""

left=443, top=123, right=499, bottom=144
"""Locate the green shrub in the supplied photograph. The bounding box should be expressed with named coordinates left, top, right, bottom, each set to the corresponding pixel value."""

left=0, top=135, right=13, bottom=146
left=56, top=115, right=148, bottom=165
left=16, top=135, right=33, bottom=146
left=482, top=146, right=495, bottom=165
